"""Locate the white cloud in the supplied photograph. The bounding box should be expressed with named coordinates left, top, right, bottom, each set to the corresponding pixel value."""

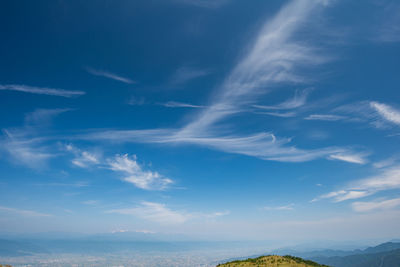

left=253, top=88, right=312, bottom=111
left=79, top=0, right=364, bottom=164
left=263, top=204, right=294, bottom=211
left=373, top=156, right=399, bottom=169
left=352, top=198, right=400, bottom=212
left=85, top=129, right=363, bottom=163
left=0, top=206, right=51, bottom=217
left=72, top=151, right=99, bottom=167
left=334, top=101, right=400, bottom=129
left=370, top=101, right=400, bottom=126
left=107, top=201, right=229, bottom=225
left=170, top=66, right=211, bottom=85
left=180, top=0, right=327, bottom=137
left=372, top=2, right=400, bottom=43
left=25, top=108, right=72, bottom=127
left=107, top=202, right=190, bottom=224
left=174, top=0, right=228, bottom=9
left=35, top=181, right=89, bottom=187
left=160, top=101, right=205, bottom=108
left=86, top=67, right=135, bottom=84
left=314, top=165, right=400, bottom=202
left=328, top=153, right=368, bottom=164
left=255, top=111, right=297, bottom=118
left=82, top=200, right=98, bottom=205
left=65, top=144, right=100, bottom=168
left=304, top=114, right=347, bottom=121
left=108, top=154, right=173, bottom=190
left=1, top=129, right=53, bottom=169
left=128, top=96, right=146, bottom=106
left=0, top=84, right=85, bottom=97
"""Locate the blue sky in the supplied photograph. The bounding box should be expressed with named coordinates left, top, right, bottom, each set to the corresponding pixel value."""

left=0, top=0, right=400, bottom=242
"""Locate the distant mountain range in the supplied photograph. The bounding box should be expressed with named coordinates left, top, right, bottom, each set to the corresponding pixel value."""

left=308, top=242, right=400, bottom=267
left=1, top=234, right=400, bottom=267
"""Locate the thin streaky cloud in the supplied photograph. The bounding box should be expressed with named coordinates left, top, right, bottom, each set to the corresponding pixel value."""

left=79, top=1, right=363, bottom=165
left=1, top=129, right=53, bottom=169
left=334, top=101, right=400, bottom=129
left=1, top=109, right=71, bottom=169
left=263, top=204, right=294, bottom=211
left=128, top=96, right=146, bottom=106
left=170, top=66, right=211, bottom=85
left=107, top=201, right=189, bottom=224
left=255, top=111, right=297, bottom=118
left=373, top=156, right=400, bottom=169
left=372, top=1, right=400, bottom=43
left=328, top=153, right=368, bottom=164
left=313, top=165, right=400, bottom=203
left=179, top=0, right=328, bottom=137
left=370, top=101, right=400, bottom=126
left=174, top=0, right=229, bottom=9
left=253, top=88, right=312, bottom=110
left=83, top=129, right=364, bottom=164
left=304, top=114, right=347, bottom=121
left=0, top=84, right=85, bottom=97
left=33, top=182, right=89, bottom=187
left=85, top=67, right=135, bottom=84
left=25, top=108, right=72, bottom=127
left=0, top=206, right=51, bottom=217
left=352, top=198, right=400, bottom=212
left=160, top=101, right=205, bottom=108
left=107, top=201, right=229, bottom=225
left=82, top=200, right=99, bottom=205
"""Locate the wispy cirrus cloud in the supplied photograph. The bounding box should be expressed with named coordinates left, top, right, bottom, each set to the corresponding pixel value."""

left=255, top=111, right=297, bottom=118
left=179, top=0, right=328, bottom=137
left=370, top=101, right=400, bottom=126
left=304, top=114, right=347, bottom=121
left=333, top=101, right=400, bottom=129
left=25, top=108, right=72, bottom=127
left=174, top=0, right=229, bottom=9
left=352, top=198, right=400, bottom=212
left=34, top=181, right=89, bottom=187
left=85, top=67, right=135, bottom=84
left=85, top=129, right=362, bottom=163
left=313, top=165, right=400, bottom=203
left=372, top=1, right=400, bottom=43
left=1, top=129, right=53, bottom=169
left=107, top=201, right=189, bottom=224
left=1, top=109, right=71, bottom=169
left=0, top=206, right=51, bottom=217
left=80, top=0, right=363, bottom=164
left=107, top=201, right=229, bottom=224
left=263, top=204, right=294, bottom=211
left=253, top=88, right=312, bottom=111
left=0, top=84, right=85, bottom=97
left=82, top=200, right=99, bottom=205
left=108, top=154, right=173, bottom=190
left=328, top=153, right=368, bottom=164
left=170, top=66, right=211, bottom=86
left=160, top=101, right=205, bottom=108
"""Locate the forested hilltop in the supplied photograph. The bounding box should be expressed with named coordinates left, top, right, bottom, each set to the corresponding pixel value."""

left=217, top=255, right=329, bottom=267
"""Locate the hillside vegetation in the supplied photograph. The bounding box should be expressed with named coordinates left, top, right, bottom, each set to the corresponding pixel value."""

left=217, top=255, right=329, bottom=267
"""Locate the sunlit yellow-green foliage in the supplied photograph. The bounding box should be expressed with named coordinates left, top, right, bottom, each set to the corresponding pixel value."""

left=217, top=255, right=329, bottom=267
left=0, top=264, right=12, bottom=267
